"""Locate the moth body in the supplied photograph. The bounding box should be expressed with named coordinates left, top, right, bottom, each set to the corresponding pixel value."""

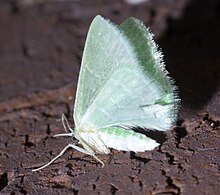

left=79, top=127, right=159, bottom=153
left=78, top=129, right=110, bottom=154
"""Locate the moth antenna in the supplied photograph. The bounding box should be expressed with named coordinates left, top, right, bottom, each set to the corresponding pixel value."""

left=62, top=113, right=73, bottom=133
left=53, top=114, right=74, bottom=137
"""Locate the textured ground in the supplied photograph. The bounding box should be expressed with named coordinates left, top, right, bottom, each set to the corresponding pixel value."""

left=0, top=0, right=219, bottom=194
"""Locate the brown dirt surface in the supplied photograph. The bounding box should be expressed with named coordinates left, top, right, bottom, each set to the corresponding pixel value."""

left=0, top=0, right=219, bottom=194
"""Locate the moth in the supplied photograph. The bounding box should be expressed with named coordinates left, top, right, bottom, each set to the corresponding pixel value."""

left=32, top=15, right=179, bottom=171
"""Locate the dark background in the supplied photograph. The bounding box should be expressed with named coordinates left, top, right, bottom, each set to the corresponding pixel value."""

left=0, top=0, right=219, bottom=194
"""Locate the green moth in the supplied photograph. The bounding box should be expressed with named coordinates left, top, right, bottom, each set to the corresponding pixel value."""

left=32, top=15, right=179, bottom=171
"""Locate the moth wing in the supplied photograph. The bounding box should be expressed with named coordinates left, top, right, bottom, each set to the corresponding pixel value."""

left=74, top=15, right=139, bottom=128
left=75, top=16, right=179, bottom=131
left=118, top=17, right=179, bottom=129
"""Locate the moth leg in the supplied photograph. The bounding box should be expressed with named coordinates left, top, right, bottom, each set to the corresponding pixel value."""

left=32, top=143, right=90, bottom=172
left=67, top=143, right=104, bottom=166
left=79, top=140, right=105, bottom=167
left=32, top=143, right=103, bottom=172
left=53, top=132, right=73, bottom=137
left=90, top=154, right=105, bottom=167
left=32, top=144, right=75, bottom=172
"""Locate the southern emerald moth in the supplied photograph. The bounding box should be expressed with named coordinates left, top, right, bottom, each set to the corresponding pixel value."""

left=32, top=15, right=179, bottom=171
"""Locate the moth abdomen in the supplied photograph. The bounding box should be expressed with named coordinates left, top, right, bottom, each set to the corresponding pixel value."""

left=98, top=127, right=159, bottom=152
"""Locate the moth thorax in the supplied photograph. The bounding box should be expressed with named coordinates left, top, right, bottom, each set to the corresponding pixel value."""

left=79, top=129, right=96, bottom=133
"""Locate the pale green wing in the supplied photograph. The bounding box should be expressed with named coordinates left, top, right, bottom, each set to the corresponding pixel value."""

left=119, top=17, right=179, bottom=127
left=74, top=15, right=139, bottom=129
left=74, top=15, right=179, bottom=131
